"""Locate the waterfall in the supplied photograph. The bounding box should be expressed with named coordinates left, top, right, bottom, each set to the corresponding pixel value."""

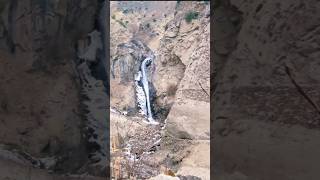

left=135, top=56, right=158, bottom=124
left=141, top=57, right=153, bottom=121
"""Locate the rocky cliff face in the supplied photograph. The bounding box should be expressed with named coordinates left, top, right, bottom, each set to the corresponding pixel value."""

left=213, top=0, right=320, bottom=179
left=156, top=2, right=210, bottom=179
left=158, top=2, right=210, bottom=140
left=110, top=1, right=177, bottom=116
left=0, top=0, right=107, bottom=178
left=110, top=1, right=210, bottom=179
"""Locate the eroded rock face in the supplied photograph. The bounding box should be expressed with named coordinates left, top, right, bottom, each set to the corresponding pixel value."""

left=213, top=0, right=320, bottom=179
left=110, top=1, right=179, bottom=118
left=158, top=1, right=210, bottom=140
left=0, top=0, right=107, bottom=177
left=111, top=39, right=154, bottom=113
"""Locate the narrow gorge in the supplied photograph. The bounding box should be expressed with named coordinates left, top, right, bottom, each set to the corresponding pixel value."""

left=110, top=1, right=210, bottom=179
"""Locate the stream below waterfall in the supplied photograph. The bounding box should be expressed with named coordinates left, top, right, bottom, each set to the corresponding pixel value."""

left=111, top=52, right=165, bottom=178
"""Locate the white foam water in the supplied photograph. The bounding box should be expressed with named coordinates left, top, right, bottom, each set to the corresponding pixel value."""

left=135, top=57, right=158, bottom=125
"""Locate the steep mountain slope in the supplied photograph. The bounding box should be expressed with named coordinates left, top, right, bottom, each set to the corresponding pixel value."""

left=110, top=1, right=210, bottom=179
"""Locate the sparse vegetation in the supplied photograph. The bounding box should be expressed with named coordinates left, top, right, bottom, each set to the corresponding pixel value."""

left=176, top=0, right=181, bottom=9
left=114, top=18, right=127, bottom=28
left=116, top=20, right=126, bottom=28
left=111, top=14, right=127, bottom=28
left=123, top=9, right=129, bottom=14
left=185, top=11, right=199, bottom=23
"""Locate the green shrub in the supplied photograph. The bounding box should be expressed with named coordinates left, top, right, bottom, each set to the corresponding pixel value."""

left=185, top=11, right=199, bottom=23
left=123, top=9, right=129, bottom=14
left=176, top=1, right=181, bottom=6
left=119, top=21, right=126, bottom=28
left=111, top=15, right=126, bottom=28
left=175, top=1, right=181, bottom=9
left=116, top=20, right=127, bottom=28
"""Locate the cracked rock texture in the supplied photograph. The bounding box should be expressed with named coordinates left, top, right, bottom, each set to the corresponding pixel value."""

left=161, top=2, right=210, bottom=139
left=0, top=0, right=107, bottom=178
left=213, top=0, right=320, bottom=179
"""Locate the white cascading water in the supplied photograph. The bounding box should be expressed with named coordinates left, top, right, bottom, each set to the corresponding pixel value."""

left=135, top=56, right=158, bottom=124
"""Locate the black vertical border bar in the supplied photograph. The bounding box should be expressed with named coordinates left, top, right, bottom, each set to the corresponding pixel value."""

left=107, top=0, right=111, bottom=178
left=104, top=0, right=111, bottom=178
left=210, top=0, right=215, bottom=179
